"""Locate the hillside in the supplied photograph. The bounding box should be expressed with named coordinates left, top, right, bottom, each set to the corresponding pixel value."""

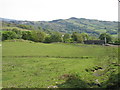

left=1, top=17, right=118, bottom=37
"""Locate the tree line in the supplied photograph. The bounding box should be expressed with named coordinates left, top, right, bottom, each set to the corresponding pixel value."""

left=2, top=28, right=119, bottom=44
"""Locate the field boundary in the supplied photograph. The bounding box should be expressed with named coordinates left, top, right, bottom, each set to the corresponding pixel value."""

left=2, top=55, right=93, bottom=59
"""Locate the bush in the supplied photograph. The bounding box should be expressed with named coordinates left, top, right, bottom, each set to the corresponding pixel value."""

left=63, top=33, right=70, bottom=42
left=12, top=28, right=22, bottom=39
left=44, top=32, right=62, bottom=43
left=21, top=31, right=33, bottom=40
left=99, top=33, right=112, bottom=43
left=31, top=30, right=46, bottom=42
left=44, top=36, right=52, bottom=43
left=2, top=31, right=17, bottom=41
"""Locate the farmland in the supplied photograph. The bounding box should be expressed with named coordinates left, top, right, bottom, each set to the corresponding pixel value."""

left=2, top=41, right=119, bottom=88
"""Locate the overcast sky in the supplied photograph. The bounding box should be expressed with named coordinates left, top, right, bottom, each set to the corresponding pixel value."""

left=0, top=0, right=118, bottom=21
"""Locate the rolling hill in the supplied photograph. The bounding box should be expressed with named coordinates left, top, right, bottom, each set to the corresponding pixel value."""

left=1, top=17, right=118, bottom=37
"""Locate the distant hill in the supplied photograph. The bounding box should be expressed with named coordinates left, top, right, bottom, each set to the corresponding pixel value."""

left=0, top=18, right=18, bottom=22
left=1, top=17, right=118, bottom=37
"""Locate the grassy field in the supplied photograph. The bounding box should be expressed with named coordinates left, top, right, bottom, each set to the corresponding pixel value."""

left=2, top=41, right=119, bottom=88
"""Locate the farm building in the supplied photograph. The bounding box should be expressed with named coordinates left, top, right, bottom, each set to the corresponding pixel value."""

left=84, top=40, right=105, bottom=45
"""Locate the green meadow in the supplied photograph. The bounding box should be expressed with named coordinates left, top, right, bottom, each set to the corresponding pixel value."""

left=2, top=41, right=119, bottom=88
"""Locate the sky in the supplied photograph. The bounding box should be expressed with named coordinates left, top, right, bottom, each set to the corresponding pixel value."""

left=0, top=0, right=118, bottom=21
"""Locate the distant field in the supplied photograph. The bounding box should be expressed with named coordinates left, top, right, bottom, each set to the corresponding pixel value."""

left=2, top=27, right=30, bottom=31
left=2, top=41, right=116, bottom=57
left=2, top=41, right=119, bottom=88
left=111, top=34, right=118, bottom=38
left=95, top=29, right=106, bottom=34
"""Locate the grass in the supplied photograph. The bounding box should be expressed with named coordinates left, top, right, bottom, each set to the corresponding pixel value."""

left=95, top=29, right=106, bottom=33
left=2, top=41, right=119, bottom=88
left=2, top=41, right=115, bottom=57
left=3, top=57, right=97, bottom=88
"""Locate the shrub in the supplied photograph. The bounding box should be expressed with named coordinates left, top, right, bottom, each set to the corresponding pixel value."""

left=2, top=31, right=17, bottom=41
left=21, top=31, right=33, bottom=40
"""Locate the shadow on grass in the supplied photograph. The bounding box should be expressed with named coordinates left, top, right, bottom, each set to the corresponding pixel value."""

left=102, top=72, right=120, bottom=89
left=56, top=74, right=89, bottom=88
left=56, top=72, right=120, bottom=88
left=2, top=73, right=120, bottom=89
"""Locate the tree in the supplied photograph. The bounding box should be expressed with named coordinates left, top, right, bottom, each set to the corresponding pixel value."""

left=71, top=32, right=78, bottom=41
left=44, top=36, right=52, bottom=43
left=31, top=30, right=46, bottom=42
left=38, top=26, right=42, bottom=30
left=44, top=32, right=62, bottom=43
left=71, top=32, right=83, bottom=43
left=22, top=31, right=32, bottom=40
left=12, top=28, right=22, bottom=39
left=50, top=32, right=62, bottom=42
left=76, top=34, right=83, bottom=43
left=80, top=33, right=89, bottom=41
left=114, top=37, right=120, bottom=44
left=2, top=31, right=17, bottom=41
left=63, top=33, right=70, bottom=42
left=88, top=36, right=97, bottom=40
left=99, top=33, right=112, bottom=43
